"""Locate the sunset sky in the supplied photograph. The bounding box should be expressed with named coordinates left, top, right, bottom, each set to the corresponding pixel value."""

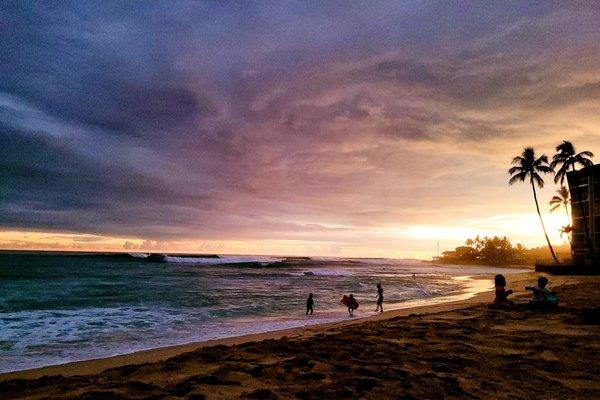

left=1, top=1, right=599, bottom=258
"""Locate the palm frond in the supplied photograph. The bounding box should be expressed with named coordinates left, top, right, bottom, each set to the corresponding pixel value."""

left=558, top=186, right=570, bottom=199
left=537, top=154, right=549, bottom=164
left=556, top=141, right=575, bottom=155
left=532, top=173, right=544, bottom=188
left=574, top=155, right=594, bottom=168
left=549, top=196, right=562, bottom=204
left=508, top=172, right=527, bottom=185
left=549, top=203, right=561, bottom=212
left=554, top=163, right=570, bottom=184
left=508, top=166, right=526, bottom=175
left=550, top=154, right=567, bottom=169
left=536, top=165, right=553, bottom=174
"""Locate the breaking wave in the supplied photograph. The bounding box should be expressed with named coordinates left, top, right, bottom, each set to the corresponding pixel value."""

left=163, top=255, right=285, bottom=266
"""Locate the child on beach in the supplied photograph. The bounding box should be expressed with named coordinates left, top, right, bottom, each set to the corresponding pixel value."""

left=306, top=293, right=314, bottom=315
left=375, top=283, right=384, bottom=312
left=525, top=277, right=559, bottom=308
left=347, top=294, right=358, bottom=317
left=493, top=274, right=514, bottom=307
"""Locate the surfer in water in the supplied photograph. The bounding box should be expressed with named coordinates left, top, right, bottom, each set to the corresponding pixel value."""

left=306, top=293, right=314, bottom=315
left=375, top=283, right=384, bottom=313
left=347, top=294, right=358, bottom=316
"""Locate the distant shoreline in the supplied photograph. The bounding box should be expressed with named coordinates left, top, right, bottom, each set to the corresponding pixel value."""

left=423, top=259, right=536, bottom=268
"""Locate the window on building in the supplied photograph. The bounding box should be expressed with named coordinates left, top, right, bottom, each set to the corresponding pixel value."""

left=594, top=199, right=600, bottom=215
left=571, top=185, right=589, bottom=202
left=572, top=233, right=587, bottom=247
left=572, top=205, right=589, bottom=218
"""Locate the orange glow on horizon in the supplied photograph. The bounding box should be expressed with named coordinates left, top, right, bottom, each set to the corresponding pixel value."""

left=0, top=208, right=574, bottom=261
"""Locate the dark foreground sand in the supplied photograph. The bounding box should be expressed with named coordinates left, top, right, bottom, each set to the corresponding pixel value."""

left=1, top=275, right=599, bottom=399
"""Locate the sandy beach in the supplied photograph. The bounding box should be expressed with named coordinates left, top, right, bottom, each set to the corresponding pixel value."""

left=1, top=272, right=598, bottom=399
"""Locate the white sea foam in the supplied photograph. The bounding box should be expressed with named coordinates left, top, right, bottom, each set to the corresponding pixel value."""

left=0, top=252, right=529, bottom=374
left=128, top=253, right=149, bottom=258
left=163, top=255, right=284, bottom=265
left=302, top=267, right=354, bottom=276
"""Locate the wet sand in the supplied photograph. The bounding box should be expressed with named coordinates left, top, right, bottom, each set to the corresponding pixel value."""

left=1, top=273, right=599, bottom=399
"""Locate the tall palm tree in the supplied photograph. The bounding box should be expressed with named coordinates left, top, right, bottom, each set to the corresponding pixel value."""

left=551, top=140, right=594, bottom=262
left=549, top=186, right=571, bottom=221
left=509, top=147, right=559, bottom=263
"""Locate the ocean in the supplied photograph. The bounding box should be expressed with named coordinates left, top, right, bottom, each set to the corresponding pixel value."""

left=0, top=251, right=528, bottom=373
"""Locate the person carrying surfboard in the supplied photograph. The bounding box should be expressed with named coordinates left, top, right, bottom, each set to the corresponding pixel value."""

left=375, top=283, right=384, bottom=313
left=340, top=294, right=359, bottom=316
left=347, top=294, right=358, bottom=316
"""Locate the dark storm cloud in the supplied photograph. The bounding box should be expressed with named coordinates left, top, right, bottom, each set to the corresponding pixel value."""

left=1, top=1, right=599, bottom=243
left=0, top=2, right=212, bottom=137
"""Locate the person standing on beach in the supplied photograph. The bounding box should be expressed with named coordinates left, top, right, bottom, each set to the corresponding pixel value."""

left=375, top=283, right=384, bottom=313
left=347, top=294, right=358, bottom=316
left=306, top=293, right=314, bottom=315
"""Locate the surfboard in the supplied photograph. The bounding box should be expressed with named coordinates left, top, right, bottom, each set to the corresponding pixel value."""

left=340, top=295, right=359, bottom=309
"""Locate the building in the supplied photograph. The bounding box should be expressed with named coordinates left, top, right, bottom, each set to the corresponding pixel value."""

left=440, top=250, right=457, bottom=262
left=567, top=163, right=600, bottom=266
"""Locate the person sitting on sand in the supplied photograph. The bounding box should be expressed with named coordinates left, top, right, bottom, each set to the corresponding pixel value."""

left=493, top=274, right=514, bottom=307
left=347, top=294, right=358, bottom=316
left=375, top=283, right=384, bottom=313
left=306, top=293, right=314, bottom=315
left=525, top=277, right=559, bottom=308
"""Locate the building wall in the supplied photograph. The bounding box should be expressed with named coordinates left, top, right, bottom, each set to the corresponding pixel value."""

left=567, top=164, right=600, bottom=264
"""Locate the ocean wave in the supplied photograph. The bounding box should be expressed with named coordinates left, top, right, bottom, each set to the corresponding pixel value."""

left=163, top=255, right=285, bottom=266
left=127, top=253, right=149, bottom=259
left=302, top=268, right=354, bottom=276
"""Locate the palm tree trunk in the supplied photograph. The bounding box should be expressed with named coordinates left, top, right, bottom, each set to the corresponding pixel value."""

left=564, top=204, right=574, bottom=255
left=572, top=165, right=596, bottom=264
left=531, top=178, right=559, bottom=263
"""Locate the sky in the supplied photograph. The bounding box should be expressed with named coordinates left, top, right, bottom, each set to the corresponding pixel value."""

left=1, top=1, right=599, bottom=258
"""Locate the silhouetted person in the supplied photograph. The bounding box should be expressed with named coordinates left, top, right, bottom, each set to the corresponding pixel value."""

left=375, top=283, right=384, bottom=312
left=347, top=294, right=358, bottom=316
left=493, top=274, right=514, bottom=307
left=525, top=277, right=558, bottom=308
left=306, top=293, right=314, bottom=315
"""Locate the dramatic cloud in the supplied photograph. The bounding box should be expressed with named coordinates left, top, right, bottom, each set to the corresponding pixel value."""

left=1, top=1, right=599, bottom=256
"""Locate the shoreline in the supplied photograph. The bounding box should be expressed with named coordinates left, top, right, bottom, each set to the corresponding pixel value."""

left=0, top=273, right=506, bottom=381
left=2, top=272, right=596, bottom=399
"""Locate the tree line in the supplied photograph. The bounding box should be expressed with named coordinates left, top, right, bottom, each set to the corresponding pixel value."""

left=440, top=235, right=570, bottom=266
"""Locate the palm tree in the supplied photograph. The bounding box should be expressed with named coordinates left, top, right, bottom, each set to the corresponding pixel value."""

left=551, top=140, right=594, bottom=262
left=509, top=147, right=559, bottom=263
left=551, top=141, right=594, bottom=183
left=559, top=225, right=573, bottom=245
left=549, top=186, right=571, bottom=221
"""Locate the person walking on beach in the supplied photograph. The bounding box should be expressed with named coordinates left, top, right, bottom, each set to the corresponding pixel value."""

left=375, top=283, right=384, bottom=313
left=347, top=294, right=358, bottom=316
left=306, top=293, right=314, bottom=315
